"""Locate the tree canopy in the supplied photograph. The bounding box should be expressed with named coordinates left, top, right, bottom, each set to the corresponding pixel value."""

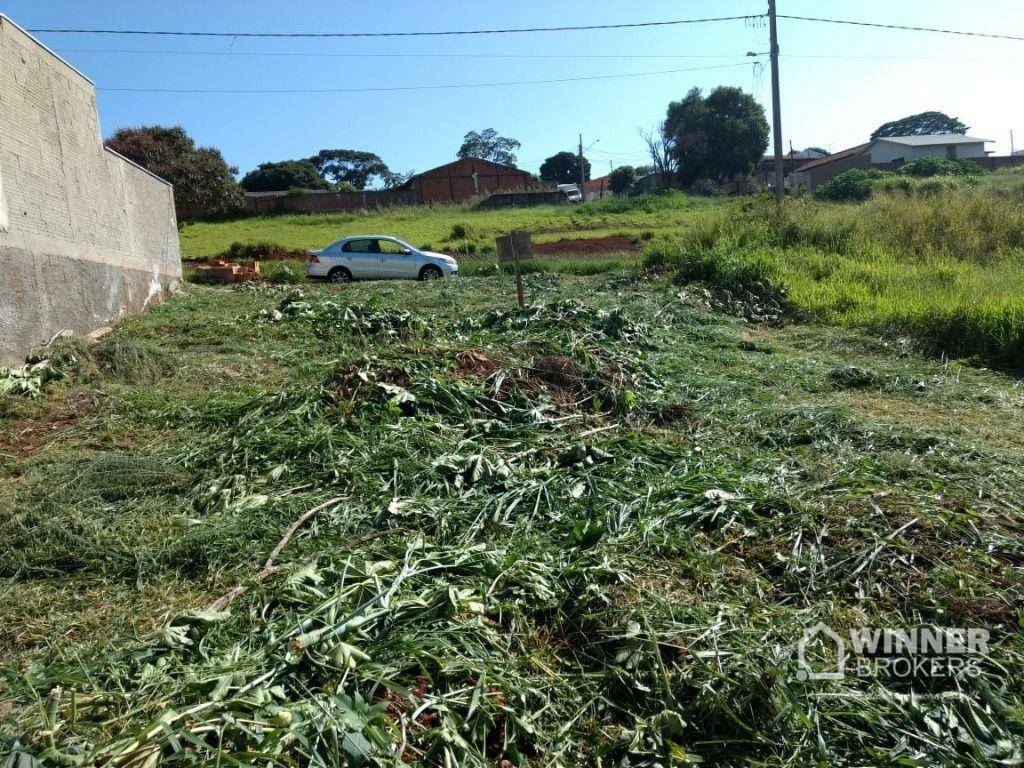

left=871, top=111, right=969, bottom=139
left=105, top=125, right=243, bottom=220
left=307, top=150, right=396, bottom=190
left=663, top=86, right=769, bottom=187
left=240, top=160, right=330, bottom=192
left=608, top=166, right=637, bottom=195
left=539, top=151, right=591, bottom=185
left=456, top=129, right=521, bottom=166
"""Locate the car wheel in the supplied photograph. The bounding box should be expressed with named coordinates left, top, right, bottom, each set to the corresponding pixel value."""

left=420, top=265, right=442, bottom=281
left=328, top=267, right=352, bottom=284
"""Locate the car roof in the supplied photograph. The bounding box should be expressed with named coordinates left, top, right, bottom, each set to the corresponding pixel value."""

left=339, top=234, right=404, bottom=241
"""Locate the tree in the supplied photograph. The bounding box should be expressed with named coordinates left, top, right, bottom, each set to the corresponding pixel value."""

left=105, top=125, right=243, bottom=220
left=539, top=151, right=591, bottom=185
left=456, top=129, right=521, bottom=166
left=609, top=165, right=637, bottom=195
left=871, top=111, right=968, bottom=139
left=662, top=86, right=769, bottom=187
left=806, top=146, right=831, bottom=156
left=640, top=124, right=678, bottom=188
left=380, top=169, right=415, bottom=189
left=240, top=160, right=330, bottom=192
left=308, top=149, right=393, bottom=190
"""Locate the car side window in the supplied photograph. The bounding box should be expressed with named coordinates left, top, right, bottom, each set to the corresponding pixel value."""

left=343, top=239, right=375, bottom=253
left=378, top=240, right=408, bottom=255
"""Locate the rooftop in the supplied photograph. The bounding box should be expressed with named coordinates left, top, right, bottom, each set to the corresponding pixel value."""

left=876, top=134, right=991, bottom=146
left=792, top=142, right=873, bottom=173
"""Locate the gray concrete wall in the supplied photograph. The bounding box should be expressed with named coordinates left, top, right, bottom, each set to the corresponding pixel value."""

left=0, top=15, right=181, bottom=364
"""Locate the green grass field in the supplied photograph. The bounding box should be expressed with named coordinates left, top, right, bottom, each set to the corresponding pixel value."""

left=179, top=191, right=713, bottom=260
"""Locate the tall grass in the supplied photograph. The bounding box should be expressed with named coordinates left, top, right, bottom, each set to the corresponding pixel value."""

left=653, top=187, right=1024, bottom=367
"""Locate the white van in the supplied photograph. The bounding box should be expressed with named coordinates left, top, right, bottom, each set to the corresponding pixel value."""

left=557, top=184, right=583, bottom=203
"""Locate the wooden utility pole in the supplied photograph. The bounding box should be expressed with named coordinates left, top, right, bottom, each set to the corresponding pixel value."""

left=768, top=0, right=785, bottom=203
left=578, top=133, right=586, bottom=196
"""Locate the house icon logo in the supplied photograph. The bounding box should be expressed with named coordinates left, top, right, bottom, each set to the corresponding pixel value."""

left=796, top=623, right=847, bottom=681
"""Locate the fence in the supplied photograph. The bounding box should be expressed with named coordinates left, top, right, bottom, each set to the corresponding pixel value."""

left=477, top=191, right=568, bottom=210
left=245, top=189, right=421, bottom=215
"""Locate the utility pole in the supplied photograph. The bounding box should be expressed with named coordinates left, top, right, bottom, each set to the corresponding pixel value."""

left=578, top=133, right=586, bottom=194
left=768, top=0, right=785, bottom=203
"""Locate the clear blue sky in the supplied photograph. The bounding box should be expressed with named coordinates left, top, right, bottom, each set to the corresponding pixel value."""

left=7, top=1, right=1023, bottom=180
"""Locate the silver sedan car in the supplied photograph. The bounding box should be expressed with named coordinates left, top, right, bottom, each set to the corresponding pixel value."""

left=306, top=235, right=459, bottom=284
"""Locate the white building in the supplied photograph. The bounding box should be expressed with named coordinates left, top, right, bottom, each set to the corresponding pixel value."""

left=789, top=134, right=993, bottom=191
left=868, top=134, right=991, bottom=164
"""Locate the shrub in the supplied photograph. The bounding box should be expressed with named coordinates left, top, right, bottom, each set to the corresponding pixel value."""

left=816, top=169, right=889, bottom=202
left=258, top=262, right=306, bottom=284
left=898, top=157, right=985, bottom=178
left=641, top=239, right=685, bottom=268
left=689, top=178, right=721, bottom=197
left=221, top=242, right=306, bottom=261
left=448, top=223, right=472, bottom=240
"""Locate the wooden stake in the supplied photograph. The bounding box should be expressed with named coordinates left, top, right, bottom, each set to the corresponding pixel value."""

left=510, top=232, right=525, bottom=308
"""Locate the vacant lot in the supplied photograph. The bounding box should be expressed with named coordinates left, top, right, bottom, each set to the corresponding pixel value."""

left=184, top=178, right=1024, bottom=367
left=179, top=191, right=712, bottom=260
left=2, top=267, right=1023, bottom=764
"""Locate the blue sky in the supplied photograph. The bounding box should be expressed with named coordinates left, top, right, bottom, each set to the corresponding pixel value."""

left=7, top=1, right=1024, bottom=179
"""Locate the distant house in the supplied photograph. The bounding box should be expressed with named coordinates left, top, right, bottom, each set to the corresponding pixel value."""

left=633, top=172, right=669, bottom=194
left=756, top=148, right=826, bottom=186
left=403, top=157, right=539, bottom=204
left=583, top=174, right=613, bottom=201
left=789, top=134, right=992, bottom=191
left=869, top=134, right=990, bottom=163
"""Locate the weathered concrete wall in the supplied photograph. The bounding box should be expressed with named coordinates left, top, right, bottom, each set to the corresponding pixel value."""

left=0, top=15, right=181, bottom=364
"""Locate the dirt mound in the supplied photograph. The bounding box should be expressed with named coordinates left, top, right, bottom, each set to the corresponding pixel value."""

left=533, top=235, right=638, bottom=256
left=454, top=349, right=501, bottom=378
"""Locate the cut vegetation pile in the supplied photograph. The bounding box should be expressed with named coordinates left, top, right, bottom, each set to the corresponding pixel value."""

left=2, top=272, right=1023, bottom=766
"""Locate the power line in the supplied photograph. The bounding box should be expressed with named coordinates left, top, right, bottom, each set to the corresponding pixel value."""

left=56, top=47, right=756, bottom=61
left=30, top=14, right=764, bottom=38
left=96, top=61, right=757, bottom=95
left=778, top=14, right=1024, bottom=43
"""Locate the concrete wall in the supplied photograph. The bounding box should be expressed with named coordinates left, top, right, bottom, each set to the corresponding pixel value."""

left=0, top=15, right=180, bottom=364
left=246, top=188, right=421, bottom=215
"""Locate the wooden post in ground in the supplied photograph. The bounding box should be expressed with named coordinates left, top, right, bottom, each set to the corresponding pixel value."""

left=496, top=230, right=533, bottom=309
left=510, top=234, right=524, bottom=308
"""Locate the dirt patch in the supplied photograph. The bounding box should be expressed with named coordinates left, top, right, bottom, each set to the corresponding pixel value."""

left=533, top=235, right=638, bottom=256
left=0, top=391, right=93, bottom=458
left=454, top=349, right=502, bottom=379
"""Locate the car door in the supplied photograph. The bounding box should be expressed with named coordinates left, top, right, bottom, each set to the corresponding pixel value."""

left=340, top=238, right=380, bottom=279
left=376, top=238, right=418, bottom=279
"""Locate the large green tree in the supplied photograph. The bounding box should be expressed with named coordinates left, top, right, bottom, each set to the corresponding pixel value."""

left=307, top=150, right=394, bottom=190
left=240, top=160, right=331, bottom=192
left=539, top=151, right=591, bottom=185
left=871, top=111, right=968, bottom=139
left=608, top=165, right=637, bottom=195
left=456, top=129, right=521, bottom=166
left=105, top=125, right=243, bottom=220
left=663, top=87, right=769, bottom=187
